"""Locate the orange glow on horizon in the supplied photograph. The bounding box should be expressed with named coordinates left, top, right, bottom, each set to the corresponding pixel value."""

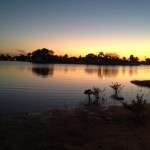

left=0, top=35, right=150, bottom=60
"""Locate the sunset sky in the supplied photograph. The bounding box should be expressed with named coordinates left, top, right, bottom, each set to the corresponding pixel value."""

left=0, top=0, right=150, bottom=59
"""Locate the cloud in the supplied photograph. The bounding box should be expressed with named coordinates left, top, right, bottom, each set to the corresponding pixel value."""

left=0, top=49, right=27, bottom=55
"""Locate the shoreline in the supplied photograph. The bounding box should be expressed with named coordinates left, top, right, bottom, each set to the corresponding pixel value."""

left=0, top=60, right=144, bottom=66
left=131, top=80, right=150, bottom=88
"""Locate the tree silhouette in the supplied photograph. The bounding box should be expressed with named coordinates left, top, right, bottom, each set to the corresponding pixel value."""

left=31, top=48, right=54, bottom=63
left=0, top=49, right=145, bottom=66
left=145, top=58, right=150, bottom=64
left=129, top=55, right=139, bottom=64
left=85, top=53, right=98, bottom=64
left=92, top=87, right=100, bottom=105
left=110, top=82, right=124, bottom=100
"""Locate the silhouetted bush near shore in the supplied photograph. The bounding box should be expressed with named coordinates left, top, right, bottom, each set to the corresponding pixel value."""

left=84, top=83, right=148, bottom=124
left=122, top=94, right=147, bottom=123
left=84, top=87, right=106, bottom=105
left=1, top=48, right=150, bottom=65
left=110, top=82, right=124, bottom=100
left=84, top=89, right=93, bottom=105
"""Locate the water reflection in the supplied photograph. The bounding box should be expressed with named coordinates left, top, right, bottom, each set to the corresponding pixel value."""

left=31, top=65, right=139, bottom=79
left=85, top=66, right=119, bottom=78
left=0, top=62, right=150, bottom=114
left=32, top=65, right=54, bottom=78
left=29, top=63, right=140, bottom=79
left=84, top=66, right=139, bottom=78
left=128, top=66, right=138, bottom=76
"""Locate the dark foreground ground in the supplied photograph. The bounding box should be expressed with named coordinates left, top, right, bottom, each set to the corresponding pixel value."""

left=0, top=106, right=150, bottom=150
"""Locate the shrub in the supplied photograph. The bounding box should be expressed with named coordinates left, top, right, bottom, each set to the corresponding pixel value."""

left=122, top=94, right=147, bottom=123
left=84, top=87, right=106, bottom=105
left=84, top=89, right=93, bottom=105
left=110, top=82, right=124, bottom=96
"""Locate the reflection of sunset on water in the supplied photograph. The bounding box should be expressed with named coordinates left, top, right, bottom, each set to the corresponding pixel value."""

left=0, top=62, right=150, bottom=113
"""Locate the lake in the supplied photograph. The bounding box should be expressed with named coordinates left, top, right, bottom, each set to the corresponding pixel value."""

left=0, top=61, right=150, bottom=114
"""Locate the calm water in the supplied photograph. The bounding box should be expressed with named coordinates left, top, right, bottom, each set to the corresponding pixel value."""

left=0, top=61, right=150, bottom=114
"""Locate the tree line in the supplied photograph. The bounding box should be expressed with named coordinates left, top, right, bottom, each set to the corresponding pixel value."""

left=0, top=48, right=150, bottom=65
